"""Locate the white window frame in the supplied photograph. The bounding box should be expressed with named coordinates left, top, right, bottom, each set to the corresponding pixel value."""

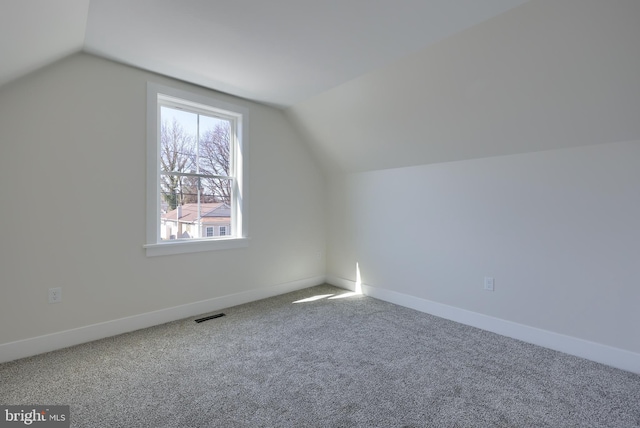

left=206, top=226, right=214, bottom=237
left=145, top=82, right=249, bottom=257
left=219, top=226, right=227, bottom=236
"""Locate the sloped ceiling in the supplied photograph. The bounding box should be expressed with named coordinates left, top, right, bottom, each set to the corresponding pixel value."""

left=1, top=0, right=527, bottom=107
left=0, top=0, right=90, bottom=88
left=287, top=0, right=640, bottom=172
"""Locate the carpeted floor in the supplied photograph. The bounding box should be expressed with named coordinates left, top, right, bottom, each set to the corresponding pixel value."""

left=1, top=284, right=639, bottom=427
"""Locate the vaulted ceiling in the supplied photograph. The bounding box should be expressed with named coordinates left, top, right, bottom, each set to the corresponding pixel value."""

left=1, top=0, right=527, bottom=107
left=4, top=1, right=638, bottom=174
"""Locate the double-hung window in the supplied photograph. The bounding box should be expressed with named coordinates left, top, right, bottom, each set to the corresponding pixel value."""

left=145, top=83, right=248, bottom=256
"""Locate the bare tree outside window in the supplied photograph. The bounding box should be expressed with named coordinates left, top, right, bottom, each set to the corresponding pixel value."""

left=199, top=121, right=231, bottom=204
left=159, top=112, right=231, bottom=210
left=160, top=118, right=195, bottom=210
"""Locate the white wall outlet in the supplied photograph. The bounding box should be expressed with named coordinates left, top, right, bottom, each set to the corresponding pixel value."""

left=484, top=277, right=495, bottom=291
left=48, top=287, right=62, bottom=303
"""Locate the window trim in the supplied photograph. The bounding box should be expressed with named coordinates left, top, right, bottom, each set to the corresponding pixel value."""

left=145, top=82, right=249, bottom=257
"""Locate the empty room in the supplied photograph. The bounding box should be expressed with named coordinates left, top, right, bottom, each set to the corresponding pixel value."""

left=1, top=0, right=639, bottom=426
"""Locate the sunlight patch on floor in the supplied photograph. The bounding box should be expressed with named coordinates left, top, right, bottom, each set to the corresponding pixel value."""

left=328, top=292, right=360, bottom=300
left=292, top=294, right=334, bottom=303
left=293, top=263, right=364, bottom=303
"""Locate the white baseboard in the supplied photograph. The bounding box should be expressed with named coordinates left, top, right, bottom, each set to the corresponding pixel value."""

left=0, top=275, right=325, bottom=364
left=325, top=275, right=640, bottom=374
left=325, top=275, right=356, bottom=292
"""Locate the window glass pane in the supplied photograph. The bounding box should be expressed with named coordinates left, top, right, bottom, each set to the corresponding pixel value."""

left=200, top=176, right=232, bottom=205
left=159, top=175, right=232, bottom=240
left=199, top=185, right=232, bottom=238
left=159, top=174, right=199, bottom=210
left=199, top=116, right=231, bottom=176
left=160, top=176, right=194, bottom=240
left=160, top=106, right=197, bottom=174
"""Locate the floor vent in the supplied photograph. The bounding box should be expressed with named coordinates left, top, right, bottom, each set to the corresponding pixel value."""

left=195, top=313, right=226, bottom=323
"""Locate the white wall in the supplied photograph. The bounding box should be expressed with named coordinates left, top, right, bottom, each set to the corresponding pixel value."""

left=327, top=140, right=640, bottom=357
left=0, top=53, right=326, bottom=353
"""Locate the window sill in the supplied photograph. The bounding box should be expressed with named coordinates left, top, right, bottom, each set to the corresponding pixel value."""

left=144, top=237, right=249, bottom=257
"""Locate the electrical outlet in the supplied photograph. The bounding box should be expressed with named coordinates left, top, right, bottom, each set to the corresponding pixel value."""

left=484, top=277, right=495, bottom=291
left=49, top=287, right=62, bottom=303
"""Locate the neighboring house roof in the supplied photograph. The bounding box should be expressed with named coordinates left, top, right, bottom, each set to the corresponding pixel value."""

left=161, top=203, right=230, bottom=224
left=203, top=204, right=231, bottom=218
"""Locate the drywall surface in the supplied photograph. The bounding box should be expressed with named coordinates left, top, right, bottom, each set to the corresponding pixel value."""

left=287, top=0, right=640, bottom=173
left=328, top=141, right=640, bottom=353
left=0, top=53, right=325, bottom=345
